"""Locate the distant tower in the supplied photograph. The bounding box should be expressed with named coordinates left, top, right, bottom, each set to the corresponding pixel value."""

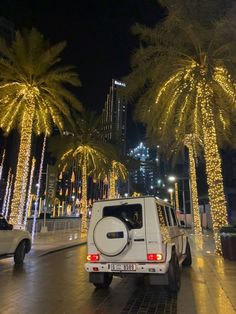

left=129, top=142, right=157, bottom=195
left=102, top=79, right=127, bottom=156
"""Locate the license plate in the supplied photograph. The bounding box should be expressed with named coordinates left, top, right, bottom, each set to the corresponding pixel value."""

left=111, top=263, right=136, bottom=271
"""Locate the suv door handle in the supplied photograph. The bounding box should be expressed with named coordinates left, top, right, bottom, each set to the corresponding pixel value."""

left=134, top=238, right=145, bottom=242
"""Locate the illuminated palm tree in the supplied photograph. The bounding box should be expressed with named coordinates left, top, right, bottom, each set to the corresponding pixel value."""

left=125, top=2, right=236, bottom=253
left=48, top=111, right=112, bottom=231
left=0, top=28, right=82, bottom=225
left=109, top=160, right=127, bottom=199
left=184, top=135, right=202, bottom=236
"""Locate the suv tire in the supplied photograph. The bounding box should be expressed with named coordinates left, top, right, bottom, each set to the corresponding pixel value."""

left=14, top=241, right=26, bottom=265
left=168, top=251, right=181, bottom=292
left=93, top=217, right=129, bottom=256
left=93, top=273, right=113, bottom=289
left=182, top=241, right=192, bottom=267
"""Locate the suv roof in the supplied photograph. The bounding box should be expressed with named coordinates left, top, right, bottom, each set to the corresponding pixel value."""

left=93, top=196, right=172, bottom=207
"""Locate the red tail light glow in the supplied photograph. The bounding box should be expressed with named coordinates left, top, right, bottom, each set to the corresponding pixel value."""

left=147, top=253, right=163, bottom=261
left=87, top=254, right=100, bottom=262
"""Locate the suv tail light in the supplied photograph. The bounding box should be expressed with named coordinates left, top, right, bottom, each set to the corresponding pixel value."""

left=87, top=254, right=100, bottom=262
left=147, top=253, right=163, bottom=261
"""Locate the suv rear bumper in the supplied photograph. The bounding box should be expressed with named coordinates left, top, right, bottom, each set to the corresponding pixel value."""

left=85, top=262, right=169, bottom=274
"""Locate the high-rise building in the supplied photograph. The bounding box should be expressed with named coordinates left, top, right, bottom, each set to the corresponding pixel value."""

left=129, top=142, right=158, bottom=195
left=102, top=79, right=127, bottom=156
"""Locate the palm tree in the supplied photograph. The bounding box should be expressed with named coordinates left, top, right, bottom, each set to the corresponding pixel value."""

left=0, top=28, right=82, bottom=226
left=125, top=1, right=236, bottom=253
left=147, top=127, right=203, bottom=235
left=48, top=111, right=113, bottom=231
left=109, top=160, right=127, bottom=199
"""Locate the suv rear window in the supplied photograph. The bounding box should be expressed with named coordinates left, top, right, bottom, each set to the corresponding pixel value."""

left=103, top=204, right=142, bottom=229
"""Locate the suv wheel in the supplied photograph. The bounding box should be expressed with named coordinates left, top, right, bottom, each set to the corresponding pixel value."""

left=168, top=251, right=181, bottom=292
left=14, top=241, right=26, bottom=265
left=182, top=241, right=192, bottom=267
left=93, top=217, right=129, bottom=256
left=93, top=273, right=113, bottom=289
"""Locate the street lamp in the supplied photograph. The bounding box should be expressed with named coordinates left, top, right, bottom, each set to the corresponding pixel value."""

left=168, top=176, right=180, bottom=212
left=168, top=174, right=195, bottom=228
left=168, top=176, right=176, bottom=182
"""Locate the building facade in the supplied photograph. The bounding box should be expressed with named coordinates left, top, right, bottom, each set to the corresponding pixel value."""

left=102, top=79, right=127, bottom=156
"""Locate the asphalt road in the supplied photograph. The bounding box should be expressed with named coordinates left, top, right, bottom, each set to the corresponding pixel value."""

left=0, top=245, right=177, bottom=314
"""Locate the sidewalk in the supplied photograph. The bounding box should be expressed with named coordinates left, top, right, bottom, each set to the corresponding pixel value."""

left=178, top=230, right=236, bottom=314
left=30, top=229, right=87, bottom=257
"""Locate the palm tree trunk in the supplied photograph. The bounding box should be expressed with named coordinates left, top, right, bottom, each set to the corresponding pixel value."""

left=4, top=174, right=14, bottom=220
left=109, top=167, right=116, bottom=199
left=185, top=135, right=202, bottom=235
left=200, top=84, right=227, bottom=254
left=174, top=182, right=180, bottom=211
left=2, top=168, right=11, bottom=216
left=10, top=102, right=35, bottom=226
left=81, top=157, right=87, bottom=232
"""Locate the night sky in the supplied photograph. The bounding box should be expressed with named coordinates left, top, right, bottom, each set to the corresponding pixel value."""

left=0, top=0, right=165, bottom=149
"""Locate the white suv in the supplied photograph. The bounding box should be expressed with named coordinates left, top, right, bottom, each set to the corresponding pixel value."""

left=0, top=216, right=31, bottom=264
left=85, top=196, right=191, bottom=292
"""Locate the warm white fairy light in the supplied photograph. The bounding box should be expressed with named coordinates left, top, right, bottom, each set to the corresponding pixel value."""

left=197, top=78, right=227, bottom=254
left=10, top=100, right=35, bottom=226
left=32, top=136, right=47, bottom=241
left=0, top=31, right=81, bottom=228
left=151, top=56, right=233, bottom=254
left=18, top=165, right=31, bottom=225
left=2, top=168, right=11, bottom=216
left=109, top=161, right=127, bottom=199
left=109, top=165, right=116, bottom=199
left=0, top=167, right=2, bottom=184
left=24, top=157, right=36, bottom=227
left=5, top=174, right=14, bottom=220
left=156, top=203, right=170, bottom=243
left=81, top=160, right=88, bottom=232
left=214, top=67, right=235, bottom=99
left=155, top=71, right=183, bottom=104
left=0, top=149, right=6, bottom=182
left=174, top=182, right=179, bottom=212
left=185, top=134, right=202, bottom=236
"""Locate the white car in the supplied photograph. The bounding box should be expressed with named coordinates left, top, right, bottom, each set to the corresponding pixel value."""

left=0, top=216, right=31, bottom=264
left=85, top=196, right=192, bottom=292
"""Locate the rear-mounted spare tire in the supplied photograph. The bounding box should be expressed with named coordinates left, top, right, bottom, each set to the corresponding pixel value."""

left=93, top=216, right=129, bottom=256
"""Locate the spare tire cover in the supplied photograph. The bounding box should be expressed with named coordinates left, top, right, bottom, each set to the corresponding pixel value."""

left=93, top=216, right=129, bottom=256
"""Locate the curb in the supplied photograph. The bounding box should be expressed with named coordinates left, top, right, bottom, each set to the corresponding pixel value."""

left=34, top=241, right=87, bottom=257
